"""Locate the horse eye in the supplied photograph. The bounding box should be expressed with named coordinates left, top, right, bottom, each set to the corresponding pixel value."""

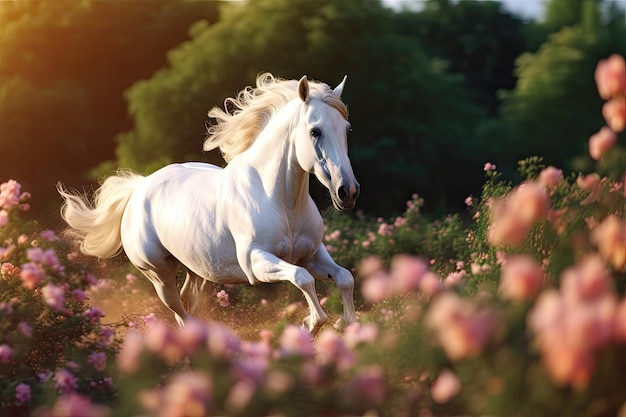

left=310, top=128, right=321, bottom=139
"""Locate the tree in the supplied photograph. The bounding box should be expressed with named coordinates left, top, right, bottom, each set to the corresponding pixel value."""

left=103, top=0, right=484, bottom=214
left=0, top=0, right=219, bottom=217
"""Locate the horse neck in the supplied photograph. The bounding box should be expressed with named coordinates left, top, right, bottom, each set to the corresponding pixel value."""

left=245, top=106, right=309, bottom=211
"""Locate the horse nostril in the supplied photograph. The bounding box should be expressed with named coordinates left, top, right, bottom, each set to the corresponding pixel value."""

left=354, top=184, right=360, bottom=200
left=337, top=186, right=348, bottom=202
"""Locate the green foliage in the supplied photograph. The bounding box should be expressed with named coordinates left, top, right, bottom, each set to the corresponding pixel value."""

left=0, top=186, right=121, bottom=415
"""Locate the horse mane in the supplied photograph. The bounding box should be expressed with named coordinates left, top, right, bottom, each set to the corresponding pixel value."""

left=204, top=73, right=349, bottom=163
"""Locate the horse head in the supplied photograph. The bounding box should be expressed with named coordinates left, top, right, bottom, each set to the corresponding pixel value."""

left=294, top=76, right=360, bottom=210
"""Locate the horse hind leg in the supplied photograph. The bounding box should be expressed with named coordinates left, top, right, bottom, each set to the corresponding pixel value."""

left=139, top=266, right=192, bottom=327
left=180, top=270, right=206, bottom=316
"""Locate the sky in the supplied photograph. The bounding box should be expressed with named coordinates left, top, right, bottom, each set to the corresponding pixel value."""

left=383, top=0, right=544, bottom=20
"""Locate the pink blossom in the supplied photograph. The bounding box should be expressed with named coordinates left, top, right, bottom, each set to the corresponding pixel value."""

left=40, top=229, right=60, bottom=241
left=560, top=255, right=611, bottom=302
left=464, top=196, right=473, bottom=206
left=55, top=369, right=78, bottom=394
left=1, top=262, right=19, bottom=276
left=18, top=321, right=32, bottom=337
left=602, top=96, right=626, bottom=132
left=314, top=329, right=355, bottom=371
left=177, top=319, right=209, bottom=355
left=15, top=383, right=31, bottom=405
left=225, top=379, right=255, bottom=413
left=444, top=270, right=466, bottom=288
left=0, top=180, right=23, bottom=209
left=577, top=173, right=603, bottom=205
left=419, top=272, right=444, bottom=297
left=431, top=369, right=461, bottom=404
left=341, top=365, right=386, bottom=409
left=99, top=327, right=114, bottom=346
left=360, top=271, right=392, bottom=303
left=426, top=293, right=496, bottom=361
left=390, top=254, right=428, bottom=293
left=153, top=371, right=214, bottom=417
left=206, top=323, right=240, bottom=359
left=537, top=166, right=563, bottom=188
left=71, top=288, right=88, bottom=303
left=589, top=126, right=617, bottom=160
left=357, top=256, right=384, bottom=277
left=595, top=54, right=626, bottom=99
left=343, top=322, right=379, bottom=349
left=279, top=325, right=313, bottom=357
left=117, top=330, right=145, bottom=373
left=483, top=162, right=496, bottom=171
left=498, top=255, right=544, bottom=301
left=42, top=284, right=66, bottom=311
left=144, top=321, right=184, bottom=364
left=84, top=307, right=104, bottom=323
left=326, top=229, right=341, bottom=241
left=19, top=262, right=45, bottom=290
left=88, top=352, right=107, bottom=372
left=217, top=289, right=230, bottom=307
left=377, top=222, right=394, bottom=236
left=590, top=214, right=626, bottom=271
left=0, top=344, right=13, bottom=363
left=50, top=393, right=110, bottom=417
left=488, top=181, right=549, bottom=247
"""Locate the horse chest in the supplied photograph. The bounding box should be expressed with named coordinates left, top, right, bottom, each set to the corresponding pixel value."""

left=273, top=232, right=318, bottom=264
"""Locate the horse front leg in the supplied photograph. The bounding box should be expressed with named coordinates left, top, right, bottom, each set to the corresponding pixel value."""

left=305, top=244, right=357, bottom=330
left=246, top=248, right=328, bottom=335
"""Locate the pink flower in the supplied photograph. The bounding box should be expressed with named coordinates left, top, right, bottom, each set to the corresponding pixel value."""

left=18, top=321, right=32, bottom=337
left=590, top=214, right=626, bottom=271
left=488, top=181, right=550, bottom=247
left=430, top=369, right=461, bottom=404
left=377, top=222, right=394, bottom=236
left=426, top=293, right=496, bottom=361
left=50, top=393, right=109, bottom=417
left=314, top=329, right=355, bottom=371
left=0, top=344, right=13, bottom=363
left=560, top=255, right=611, bottom=302
left=498, top=255, right=544, bottom=301
left=589, top=126, right=617, bottom=160
left=225, top=379, right=256, bottom=413
left=576, top=173, right=603, bottom=205
left=343, top=322, right=379, bottom=349
left=117, top=330, right=144, bottom=373
left=1, top=262, right=19, bottom=276
left=360, top=270, right=392, bottom=303
left=217, top=289, right=230, bottom=307
left=595, top=54, right=626, bottom=99
left=55, top=369, right=78, bottom=394
left=144, top=321, right=184, bottom=364
left=71, top=289, right=88, bottom=303
left=177, top=319, right=209, bottom=355
left=279, top=325, right=313, bottom=357
left=537, top=166, right=563, bottom=188
left=483, top=162, right=496, bottom=171
left=40, top=230, right=60, bottom=241
left=390, top=254, right=428, bottom=293
left=142, top=371, right=213, bottom=417
left=84, top=307, right=104, bottom=323
left=341, top=365, right=387, bottom=409
left=19, top=263, right=45, bottom=290
left=87, top=352, right=107, bottom=372
left=602, top=96, right=626, bottom=132
left=419, top=272, right=444, bottom=297
left=0, top=180, right=23, bottom=210
left=42, top=284, right=66, bottom=311
left=15, top=383, right=31, bottom=405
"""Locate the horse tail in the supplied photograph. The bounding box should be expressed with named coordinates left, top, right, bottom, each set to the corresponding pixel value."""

left=57, top=170, right=145, bottom=259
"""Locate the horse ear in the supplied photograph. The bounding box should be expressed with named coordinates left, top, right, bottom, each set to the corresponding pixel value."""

left=333, top=75, right=347, bottom=98
left=298, top=75, right=310, bottom=103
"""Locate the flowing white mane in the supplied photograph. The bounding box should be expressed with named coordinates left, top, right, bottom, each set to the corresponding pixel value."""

left=204, top=73, right=349, bottom=162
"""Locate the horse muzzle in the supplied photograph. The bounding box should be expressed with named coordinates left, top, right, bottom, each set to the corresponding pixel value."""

left=334, top=181, right=360, bottom=210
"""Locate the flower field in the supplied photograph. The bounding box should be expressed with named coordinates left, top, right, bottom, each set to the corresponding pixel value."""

left=0, top=56, right=625, bottom=417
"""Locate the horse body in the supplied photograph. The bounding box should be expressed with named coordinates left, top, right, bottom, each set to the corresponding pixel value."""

left=59, top=74, right=359, bottom=334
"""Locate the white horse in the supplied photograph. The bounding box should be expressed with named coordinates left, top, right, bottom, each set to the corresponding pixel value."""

left=58, top=73, right=360, bottom=334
